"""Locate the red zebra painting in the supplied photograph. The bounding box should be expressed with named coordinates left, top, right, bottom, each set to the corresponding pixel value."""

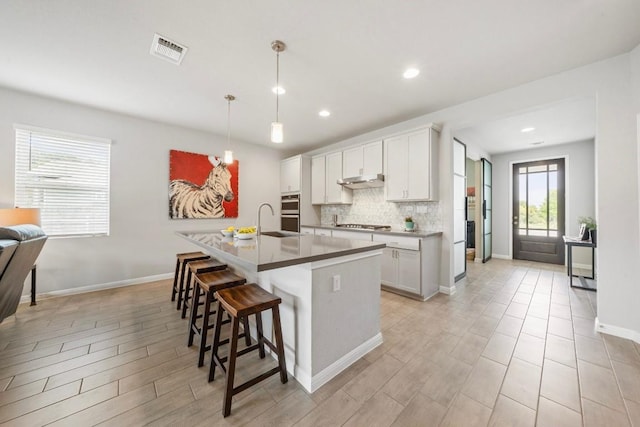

left=169, top=149, right=239, bottom=219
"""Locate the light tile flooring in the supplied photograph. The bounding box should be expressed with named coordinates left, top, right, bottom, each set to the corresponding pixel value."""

left=1, top=259, right=639, bottom=426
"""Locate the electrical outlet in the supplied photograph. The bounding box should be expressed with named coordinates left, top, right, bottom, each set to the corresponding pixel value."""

left=332, top=275, right=341, bottom=292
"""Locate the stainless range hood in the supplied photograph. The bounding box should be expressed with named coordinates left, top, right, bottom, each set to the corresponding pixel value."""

left=337, top=173, right=384, bottom=189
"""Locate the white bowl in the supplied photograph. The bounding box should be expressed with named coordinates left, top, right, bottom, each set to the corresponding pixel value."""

left=221, top=229, right=234, bottom=237
left=235, top=232, right=256, bottom=240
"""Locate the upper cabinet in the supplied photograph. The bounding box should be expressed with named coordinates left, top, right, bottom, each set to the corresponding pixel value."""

left=280, top=155, right=302, bottom=194
left=384, top=126, right=439, bottom=201
left=311, top=152, right=353, bottom=205
left=311, top=155, right=325, bottom=204
left=342, top=140, right=383, bottom=178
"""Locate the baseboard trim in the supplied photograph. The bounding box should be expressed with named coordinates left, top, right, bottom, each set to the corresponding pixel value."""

left=439, top=285, right=456, bottom=295
left=491, top=254, right=511, bottom=260
left=300, top=332, right=383, bottom=393
left=595, top=317, right=640, bottom=344
left=21, top=273, right=173, bottom=303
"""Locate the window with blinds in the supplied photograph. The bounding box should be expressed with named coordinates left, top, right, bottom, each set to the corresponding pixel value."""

left=14, top=125, right=111, bottom=237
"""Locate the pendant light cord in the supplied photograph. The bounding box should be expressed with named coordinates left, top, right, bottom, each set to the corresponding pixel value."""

left=227, top=97, right=231, bottom=144
left=276, top=50, right=280, bottom=122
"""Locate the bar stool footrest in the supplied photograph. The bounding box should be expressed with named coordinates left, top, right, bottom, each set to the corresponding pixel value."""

left=233, top=367, right=285, bottom=396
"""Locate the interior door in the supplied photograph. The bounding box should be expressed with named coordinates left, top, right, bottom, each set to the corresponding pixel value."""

left=453, top=139, right=467, bottom=280
left=482, top=158, right=492, bottom=263
left=512, top=158, right=565, bottom=264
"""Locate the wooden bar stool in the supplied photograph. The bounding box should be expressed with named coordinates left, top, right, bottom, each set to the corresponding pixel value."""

left=209, top=283, right=288, bottom=417
left=180, top=258, right=228, bottom=319
left=187, top=270, right=248, bottom=368
left=172, top=252, right=210, bottom=309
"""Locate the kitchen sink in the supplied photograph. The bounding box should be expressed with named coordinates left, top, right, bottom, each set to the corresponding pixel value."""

left=261, top=231, right=300, bottom=238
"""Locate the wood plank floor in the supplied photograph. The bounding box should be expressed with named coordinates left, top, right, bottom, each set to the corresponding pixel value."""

left=1, top=259, right=639, bottom=426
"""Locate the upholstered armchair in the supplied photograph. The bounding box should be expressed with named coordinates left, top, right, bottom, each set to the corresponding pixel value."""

left=0, top=225, right=47, bottom=323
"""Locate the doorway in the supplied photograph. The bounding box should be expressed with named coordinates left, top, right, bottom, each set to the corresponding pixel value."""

left=512, top=158, right=565, bottom=264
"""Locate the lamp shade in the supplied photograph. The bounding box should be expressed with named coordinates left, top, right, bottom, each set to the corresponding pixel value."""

left=0, top=208, right=41, bottom=226
left=224, top=150, right=234, bottom=164
left=271, top=122, right=283, bottom=143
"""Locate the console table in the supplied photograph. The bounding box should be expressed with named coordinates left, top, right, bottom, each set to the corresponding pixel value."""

left=562, top=236, right=596, bottom=291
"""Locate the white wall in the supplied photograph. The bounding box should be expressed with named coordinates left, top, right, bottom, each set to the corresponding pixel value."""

left=306, top=52, right=640, bottom=340
left=0, top=87, right=282, bottom=295
left=630, top=44, right=640, bottom=340
left=490, top=139, right=595, bottom=259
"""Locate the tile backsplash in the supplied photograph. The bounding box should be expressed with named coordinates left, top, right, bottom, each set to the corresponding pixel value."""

left=320, top=187, right=442, bottom=231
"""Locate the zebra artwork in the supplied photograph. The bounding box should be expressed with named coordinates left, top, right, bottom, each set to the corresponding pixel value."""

left=169, top=150, right=238, bottom=219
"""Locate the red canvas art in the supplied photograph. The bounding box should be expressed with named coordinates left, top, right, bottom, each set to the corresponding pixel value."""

left=168, top=149, right=239, bottom=219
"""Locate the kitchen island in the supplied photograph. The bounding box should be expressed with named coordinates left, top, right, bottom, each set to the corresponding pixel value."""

left=177, top=230, right=385, bottom=393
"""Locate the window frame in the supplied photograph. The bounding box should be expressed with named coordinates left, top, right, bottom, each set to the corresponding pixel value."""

left=13, top=124, right=112, bottom=238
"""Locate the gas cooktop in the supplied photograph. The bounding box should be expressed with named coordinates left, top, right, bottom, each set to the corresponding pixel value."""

left=335, top=223, right=391, bottom=231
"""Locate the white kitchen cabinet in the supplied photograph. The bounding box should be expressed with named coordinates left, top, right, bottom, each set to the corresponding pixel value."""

left=303, top=226, right=441, bottom=300
left=311, top=155, right=325, bottom=205
left=374, top=234, right=421, bottom=295
left=342, top=140, right=382, bottom=178
left=280, top=155, right=301, bottom=194
left=300, top=227, right=314, bottom=235
left=384, top=126, right=439, bottom=201
left=331, top=229, right=372, bottom=241
left=380, top=248, right=421, bottom=294
left=311, top=152, right=352, bottom=205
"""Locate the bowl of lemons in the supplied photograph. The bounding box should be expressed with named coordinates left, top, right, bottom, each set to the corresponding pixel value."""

left=235, top=226, right=257, bottom=240
left=221, top=226, right=235, bottom=237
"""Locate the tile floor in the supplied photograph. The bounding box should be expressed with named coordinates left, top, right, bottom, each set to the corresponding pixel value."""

left=0, top=258, right=639, bottom=426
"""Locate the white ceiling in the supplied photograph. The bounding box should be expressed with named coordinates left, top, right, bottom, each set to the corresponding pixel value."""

left=1, top=1, right=639, bottom=154
left=454, top=96, right=597, bottom=154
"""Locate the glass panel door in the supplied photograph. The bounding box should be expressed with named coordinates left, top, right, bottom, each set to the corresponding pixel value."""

left=482, top=158, right=492, bottom=263
left=513, top=158, right=565, bottom=264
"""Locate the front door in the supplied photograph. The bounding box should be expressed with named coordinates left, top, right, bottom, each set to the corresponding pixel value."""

left=512, top=158, right=565, bottom=264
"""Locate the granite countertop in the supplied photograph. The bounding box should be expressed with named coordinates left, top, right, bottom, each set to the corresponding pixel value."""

left=177, top=230, right=385, bottom=272
left=301, top=224, right=443, bottom=238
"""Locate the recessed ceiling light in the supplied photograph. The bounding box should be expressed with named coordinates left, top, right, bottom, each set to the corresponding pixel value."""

left=319, top=110, right=331, bottom=117
left=272, top=86, right=285, bottom=95
left=521, top=127, right=535, bottom=133
left=403, top=68, right=420, bottom=79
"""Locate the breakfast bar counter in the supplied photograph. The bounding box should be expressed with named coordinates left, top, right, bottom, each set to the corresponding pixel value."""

left=177, top=230, right=385, bottom=393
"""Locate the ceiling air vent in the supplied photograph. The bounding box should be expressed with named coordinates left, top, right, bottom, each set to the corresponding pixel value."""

left=150, top=33, right=188, bottom=65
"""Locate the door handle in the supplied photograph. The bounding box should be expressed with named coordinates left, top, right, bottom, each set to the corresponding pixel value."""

left=482, top=200, right=487, bottom=219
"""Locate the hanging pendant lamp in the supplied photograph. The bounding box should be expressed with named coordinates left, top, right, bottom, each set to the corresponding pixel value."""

left=270, top=40, right=285, bottom=143
left=224, top=94, right=235, bottom=164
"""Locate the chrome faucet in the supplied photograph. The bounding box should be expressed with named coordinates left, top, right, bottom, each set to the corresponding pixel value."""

left=256, top=202, right=274, bottom=236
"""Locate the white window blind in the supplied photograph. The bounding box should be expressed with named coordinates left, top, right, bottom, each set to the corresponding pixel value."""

left=14, top=125, right=111, bottom=237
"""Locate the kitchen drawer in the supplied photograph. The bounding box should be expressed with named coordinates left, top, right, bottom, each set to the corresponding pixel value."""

left=331, top=229, right=373, bottom=241
left=300, top=227, right=315, bottom=235
left=372, top=234, right=420, bottom=251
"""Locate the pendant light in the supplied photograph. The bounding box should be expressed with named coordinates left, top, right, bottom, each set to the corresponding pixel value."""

left=270, top=40, right=285, bottom=143
left=224, top=94, right=235, bottom=164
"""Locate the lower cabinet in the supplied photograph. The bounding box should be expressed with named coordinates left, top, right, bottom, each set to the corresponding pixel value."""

left=299, top=226, right=441, bottom=300
left=380, top=247, right=421, bottom=295
left=300, top=227, right=315, bottom=235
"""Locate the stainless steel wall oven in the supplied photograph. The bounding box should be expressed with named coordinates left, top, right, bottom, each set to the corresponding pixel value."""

left=281, top=194, right=300, bottom=232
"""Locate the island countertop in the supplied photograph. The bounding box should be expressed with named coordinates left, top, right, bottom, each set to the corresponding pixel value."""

left=177, top=230, right=386, bottom=272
